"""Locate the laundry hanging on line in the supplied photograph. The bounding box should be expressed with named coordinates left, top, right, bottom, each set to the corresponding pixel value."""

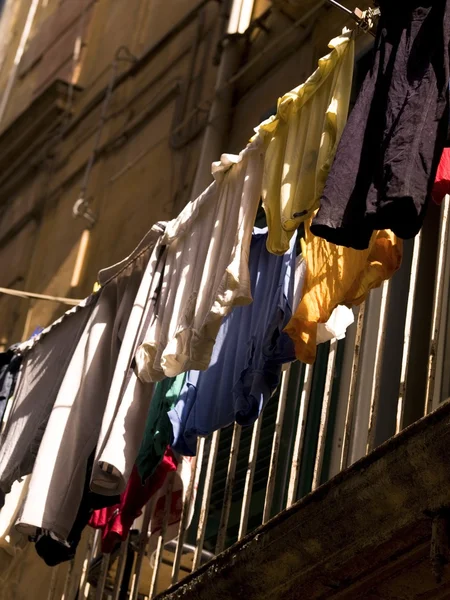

left=312, top=0, right=450, bottom=249
left=255, top=28, right=355, bottom=255
left=0, top=2, right=446, bottom=568
left=135, top=136, right=265, bottom=382
left=170, top=227, right=297, bottom=456
left=286, top=215, right=402, bottom=364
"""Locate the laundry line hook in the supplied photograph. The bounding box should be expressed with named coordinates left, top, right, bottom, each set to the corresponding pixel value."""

left=326, top=0, right=380, bottom=36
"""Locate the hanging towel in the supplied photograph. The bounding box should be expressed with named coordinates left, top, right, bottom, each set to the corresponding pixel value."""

left=312, top=1, right=450, bottom=249
left=255, top=29, right=355, bottom=255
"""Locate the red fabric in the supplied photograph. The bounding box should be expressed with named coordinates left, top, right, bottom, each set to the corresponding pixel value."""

left=432, top=148, right=450, bottom=206
left=88, top=449, right=178, bottom=553
left=151, top=487, right=183, bottom=540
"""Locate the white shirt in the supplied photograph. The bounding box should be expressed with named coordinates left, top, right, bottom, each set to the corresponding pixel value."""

left=135, top=135, right=266, bottom=381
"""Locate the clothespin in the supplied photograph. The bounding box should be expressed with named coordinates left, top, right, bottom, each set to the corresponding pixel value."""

left=353, top=6, right=381, bottom=37
left=326, top=0, right=380, bottom=37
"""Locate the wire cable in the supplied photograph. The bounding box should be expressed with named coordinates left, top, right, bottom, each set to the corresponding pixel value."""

left=326, top=0, right=353, bottom=17
left=0, top=287, right=81, bottom=306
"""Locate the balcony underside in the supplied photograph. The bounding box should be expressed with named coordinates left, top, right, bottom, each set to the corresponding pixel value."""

left=158, top=400, right=450, bottom=600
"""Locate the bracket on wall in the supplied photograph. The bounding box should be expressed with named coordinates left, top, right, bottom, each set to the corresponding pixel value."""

left=73, top=196, right=97, bottom=228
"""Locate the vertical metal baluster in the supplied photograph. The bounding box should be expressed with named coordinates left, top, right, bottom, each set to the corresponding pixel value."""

left=61, top=558, right=76, bottom=600
left=95, top=554, right=111, bottom=600
left=82, top=529, right=101, bottom=599
left=238, top=415, right=263, bottom=540
left=77, top=528, right=98, bottom=599
left=111, top=534, right=130, bottom=600
left=171, top=439, right=205, bottom=585
left=84, top=529, right=102, bottom=600
left=340, top=304, right=365, bottom=471
left=148, top=472, right=176, bottom=598
left=425, top=195, right=450, bottom=415
left=46, top=565, right=59, bottom=600
left=366, top=279, right=392, bottom=454
left=396, top=232, right=422, bottom=433
left=311, top=339, right=338, bottom=491
left=129, top=497, right=156, bottom=600
left=215, top=423, right=242, bottom=554
left=262, top=365, right=292, bottom=524
left=192, top=430, right=221, bottom=572
left=286, top=363, right=313, bottom=508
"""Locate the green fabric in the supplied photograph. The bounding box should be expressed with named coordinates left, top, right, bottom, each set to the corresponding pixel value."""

left=136, top=373, right=186, bottom=482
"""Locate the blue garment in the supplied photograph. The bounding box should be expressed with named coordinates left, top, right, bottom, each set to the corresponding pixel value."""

left=0, top=345, right=21, bottom=425
left=169, top=228, right=297, bottom=456
left=0, top=329, right=43, bottom=425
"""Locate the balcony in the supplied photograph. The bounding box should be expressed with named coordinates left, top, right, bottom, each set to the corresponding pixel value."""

left=43, top=194, right=450, bottom=600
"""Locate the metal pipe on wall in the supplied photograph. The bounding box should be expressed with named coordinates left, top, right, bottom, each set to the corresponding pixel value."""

left=190, top=0, right=251, bottom=200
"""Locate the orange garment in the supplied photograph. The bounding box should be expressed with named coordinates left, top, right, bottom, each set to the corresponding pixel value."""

left=285, top=216, right=402, bottom=364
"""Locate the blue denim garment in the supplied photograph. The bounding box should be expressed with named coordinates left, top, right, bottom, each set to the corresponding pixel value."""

left=169, top=228, right=297, bottom=456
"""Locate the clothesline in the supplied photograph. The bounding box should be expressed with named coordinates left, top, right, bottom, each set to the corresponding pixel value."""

left=326, top=0, right=353, bottom=16
left=0, top=2, right=446, bottom=574
left=0, top=286, right=81, bottom=306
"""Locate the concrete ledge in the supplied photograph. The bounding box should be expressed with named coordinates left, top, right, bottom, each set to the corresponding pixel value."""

left=157, top=400, right=450, bottom=599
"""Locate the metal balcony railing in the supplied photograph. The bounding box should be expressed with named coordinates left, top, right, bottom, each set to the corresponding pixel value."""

left=44, top=196, right=450, bottom=600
